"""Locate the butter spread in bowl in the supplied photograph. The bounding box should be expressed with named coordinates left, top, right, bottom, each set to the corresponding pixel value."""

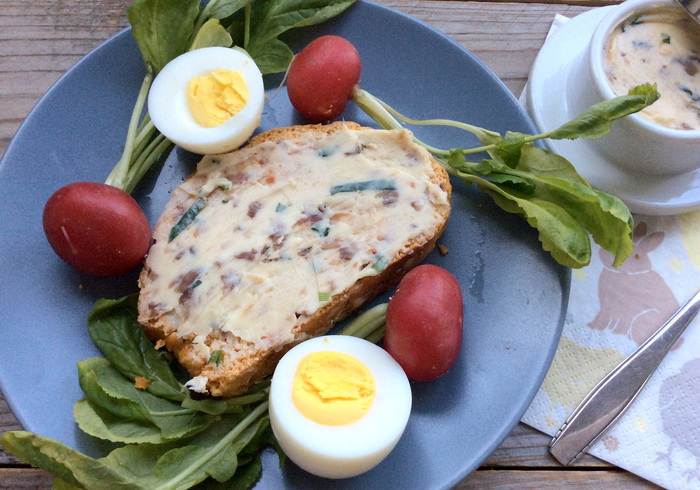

left=603, top=6, right=700, bottom=130
left=584, top=0, right=700, bottom=175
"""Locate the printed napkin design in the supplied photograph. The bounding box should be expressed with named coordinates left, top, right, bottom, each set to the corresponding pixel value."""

left=589, top=222, right=683, bottom=349
left=657, top=359, right=700, bottom=478
left=522, top=212, right=700, bottom=490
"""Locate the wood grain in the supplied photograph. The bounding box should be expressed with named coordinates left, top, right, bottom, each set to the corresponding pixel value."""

left=0, top=0, right=661, bottom=488
left=0, top=0, right=596, bottom=158
left=383, top=1, right=593, bottom=93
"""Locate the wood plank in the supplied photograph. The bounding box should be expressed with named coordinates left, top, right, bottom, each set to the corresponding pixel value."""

left=383, top=1, right=593, bottom=94
left=0, top=0, right=131, bottom=154
left=0, top=469, right=53, bottom=489
left=0, top=466, right=660, bottom=490
left=481, top=423, right=609, bottom=467
left=0, top=396, right=22, bottom=467
left=0, top=0, right=599, bottom=154
left=458, top=469, right=661, bottom=488
left=0, top=467, right=659, bottom=488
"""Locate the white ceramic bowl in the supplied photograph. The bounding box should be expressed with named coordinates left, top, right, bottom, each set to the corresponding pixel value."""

left=583, top=0, right=700, bottom=176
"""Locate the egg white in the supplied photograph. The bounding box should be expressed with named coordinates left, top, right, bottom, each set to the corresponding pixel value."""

left=148, top=46, right=264, bottom=155
left=268, top=335, right=412, bottom=479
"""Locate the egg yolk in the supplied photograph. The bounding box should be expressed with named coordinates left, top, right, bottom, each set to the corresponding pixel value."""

left=187, top=69, right=249, bottom=128
left=292, top=351, right=376, bottom=426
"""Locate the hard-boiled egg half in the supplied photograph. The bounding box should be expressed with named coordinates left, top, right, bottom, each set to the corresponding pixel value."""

left=148, top=46, right=264, bottom=155
left=269, top=335, right=412, bottom=479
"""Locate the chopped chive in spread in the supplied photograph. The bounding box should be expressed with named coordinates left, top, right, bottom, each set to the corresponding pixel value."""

left=330, top=179, right=397, bottom=195
left=191, top=279, right=202, bottom=289
left=679, top=85, right=700, bottom=102
left=276, top=203, right=287, bottom=212
left=632, top=40, right=651, bottom=50
left=318, top=292, right=331, bottom=302
left=631, top=15, right=643, bottom=25
left=208, top=350, right=224, bottom=366
left=169, top=198, right=206, bottom=242
left=222, top=199, right=229, bottom=204
left=661, top=33, right=671, bottom=44
left=311, top=224, right=330, bottom=236
left=318, top=147, right=334, bottom=157
left=372, top=257, right=389, bottom=272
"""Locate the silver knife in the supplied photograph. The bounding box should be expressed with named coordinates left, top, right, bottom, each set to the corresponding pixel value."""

left=549, top=289, right=700, bottom=465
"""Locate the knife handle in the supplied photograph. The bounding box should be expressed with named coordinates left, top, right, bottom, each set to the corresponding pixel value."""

left=549, top=289, right=700, bottom=466
left=677, top=0, right=700, bottom=18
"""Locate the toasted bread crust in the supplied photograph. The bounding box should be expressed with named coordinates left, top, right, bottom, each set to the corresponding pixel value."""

left=138, top=121, right=451, bottom=397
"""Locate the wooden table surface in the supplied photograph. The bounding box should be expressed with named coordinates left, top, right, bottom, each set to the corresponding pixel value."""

left=0, top=0, right=662, bottom=488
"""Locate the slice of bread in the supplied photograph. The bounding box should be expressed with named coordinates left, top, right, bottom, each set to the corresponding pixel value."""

left=137, top=121, right=451, bottom=397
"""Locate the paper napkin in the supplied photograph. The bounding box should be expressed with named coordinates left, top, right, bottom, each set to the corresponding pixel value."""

left=519, top=15, right=700, bottom=490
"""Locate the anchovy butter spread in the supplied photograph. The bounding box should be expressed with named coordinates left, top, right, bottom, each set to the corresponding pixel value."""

left=603, top=6, right=700, bottom=130
left=139, top=128, right=449, bottom=371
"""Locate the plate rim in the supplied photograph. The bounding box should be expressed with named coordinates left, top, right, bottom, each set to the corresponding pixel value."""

left=0, top=1, right=569, bottom=488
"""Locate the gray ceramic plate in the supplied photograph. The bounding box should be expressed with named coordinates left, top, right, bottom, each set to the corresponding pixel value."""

left=0, top=1, right=569, bottom=488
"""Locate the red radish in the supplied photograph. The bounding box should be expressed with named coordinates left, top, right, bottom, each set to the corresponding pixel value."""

left=287, top=35, right=361, bottom=122
left=384, top=264, right=464, bottom=381
left=43, top=182, right=151, bottom=276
